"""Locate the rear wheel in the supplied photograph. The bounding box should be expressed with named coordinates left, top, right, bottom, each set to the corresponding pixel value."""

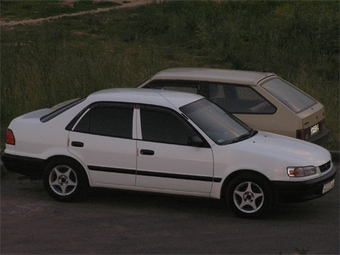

left=226, top=173, right=273, bottom=218
left=43, top=158, right=88, bottom=202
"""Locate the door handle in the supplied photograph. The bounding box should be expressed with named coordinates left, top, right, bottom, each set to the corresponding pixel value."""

left=140, top=149, right=154, bottom=156
left=71, top=141, right=84, bottom=147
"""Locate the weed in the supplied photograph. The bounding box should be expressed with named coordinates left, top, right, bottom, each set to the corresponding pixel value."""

left=296, top=246, right=310, bottom=254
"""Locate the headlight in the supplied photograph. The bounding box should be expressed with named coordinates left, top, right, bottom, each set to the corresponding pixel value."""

left=287, top=166, right=317, bottom=177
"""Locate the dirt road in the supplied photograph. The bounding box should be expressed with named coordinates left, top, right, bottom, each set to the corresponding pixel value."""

left=0, top=0, right=151, bottom=27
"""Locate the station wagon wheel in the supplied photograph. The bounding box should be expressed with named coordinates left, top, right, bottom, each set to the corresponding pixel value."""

left=43, top=158, right=88, bottom=202
left=226, top=173, right=273, bottom=218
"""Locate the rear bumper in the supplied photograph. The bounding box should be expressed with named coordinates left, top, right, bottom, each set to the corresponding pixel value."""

left=1, top=153, right=45, bottom=180
left=307, top=128, right=330, bottom=146
left=271, top=166, right=336, bottom=202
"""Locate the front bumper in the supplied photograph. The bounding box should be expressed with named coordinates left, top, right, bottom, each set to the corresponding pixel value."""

left=271, top=166, right=336, bottom=202
left=1, top=153, right=45, bottom=180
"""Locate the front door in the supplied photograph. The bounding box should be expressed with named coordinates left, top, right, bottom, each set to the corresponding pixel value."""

left=136, top=106, right=214, bottom=195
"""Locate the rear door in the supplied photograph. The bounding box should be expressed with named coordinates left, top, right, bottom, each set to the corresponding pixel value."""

left=135, top=105, right=214, bottom=195
left=68, top=103, right=137, bottom=187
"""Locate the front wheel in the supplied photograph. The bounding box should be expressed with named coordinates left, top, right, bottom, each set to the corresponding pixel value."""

left=43, top=158, right=88, bottom=202
left=226, top=173, right=273, bottom=218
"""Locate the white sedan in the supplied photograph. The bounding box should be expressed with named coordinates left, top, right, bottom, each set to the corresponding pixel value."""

left=2, top=89, right=336, bottom=218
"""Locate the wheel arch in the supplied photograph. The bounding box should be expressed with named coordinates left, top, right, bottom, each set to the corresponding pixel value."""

left=220, top=169, right=273, bottom=201
left=44, top=155, right=90, bottom=185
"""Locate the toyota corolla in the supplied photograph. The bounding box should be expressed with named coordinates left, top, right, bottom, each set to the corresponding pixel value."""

left=2, top=89, right=335, bottom=218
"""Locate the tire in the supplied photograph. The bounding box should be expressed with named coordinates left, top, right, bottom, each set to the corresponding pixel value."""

left=43, top=158, right=88, bottom=202
left=226, top=173, right=273, bottom=219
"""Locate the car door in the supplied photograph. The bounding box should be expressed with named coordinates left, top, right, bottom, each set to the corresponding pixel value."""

left=136, top=105, right=214, bottom=195
left=68, top=103, right=137, bottom=187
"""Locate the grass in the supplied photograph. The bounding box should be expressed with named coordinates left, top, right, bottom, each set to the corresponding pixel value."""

left=1, top=0, right=339, bottom=150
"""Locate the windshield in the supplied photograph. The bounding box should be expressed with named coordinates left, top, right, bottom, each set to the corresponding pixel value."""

left=261, top=78, right=316, bottom=113
left=180, top=99, right=253, bottom=145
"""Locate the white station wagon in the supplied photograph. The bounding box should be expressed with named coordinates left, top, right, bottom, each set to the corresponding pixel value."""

left=137, top=68, right=330, bottom=145
left=2, top=89, right=336, bottom=218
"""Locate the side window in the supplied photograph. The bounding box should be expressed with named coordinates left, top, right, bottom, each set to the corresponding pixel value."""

left=140, top=107, right=197, bottom=146
left=74, top=104, right=133, bottom=139
left=146, top=80, right=199, bottom=94
left=209, top=83, right=276, bottom=114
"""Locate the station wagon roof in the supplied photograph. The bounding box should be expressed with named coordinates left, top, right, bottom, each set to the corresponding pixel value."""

left=87, top=88, right=204, bottom=108
left=149, top=68, right=275, bottom=86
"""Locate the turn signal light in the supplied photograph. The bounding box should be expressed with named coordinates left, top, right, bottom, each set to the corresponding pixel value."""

left=287, top=166, right=316, bottom=177
left=5, top=129, right=15, bottom=145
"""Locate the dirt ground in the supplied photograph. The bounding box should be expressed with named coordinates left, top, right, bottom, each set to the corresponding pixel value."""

left=1, top=163, right=339, bottom=254
left=0, top=0, right=151, bottom=27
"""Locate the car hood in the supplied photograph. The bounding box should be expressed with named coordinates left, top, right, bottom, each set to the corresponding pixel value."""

left=229, top=131, right=331, bottom=167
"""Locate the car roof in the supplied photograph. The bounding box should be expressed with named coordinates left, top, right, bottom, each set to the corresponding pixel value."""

left=149, top=68, right=276, bottom=86
left=87, top=88, right=204, bottom=108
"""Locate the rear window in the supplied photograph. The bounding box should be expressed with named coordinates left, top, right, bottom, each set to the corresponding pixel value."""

left=40, top=98, right=85, bottom=123
left=261, top=78, right=316, bottom=113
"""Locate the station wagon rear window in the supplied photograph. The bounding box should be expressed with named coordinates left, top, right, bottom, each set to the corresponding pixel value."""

left=261, top=78, right=316, bottom=113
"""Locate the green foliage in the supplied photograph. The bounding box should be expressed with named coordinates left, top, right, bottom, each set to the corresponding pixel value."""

left=1, top=0, right=339, bottom=149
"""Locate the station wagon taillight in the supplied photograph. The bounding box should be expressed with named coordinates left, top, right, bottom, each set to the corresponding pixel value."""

left=296, top=128, right=310, bottom=141
left=5, top=129, right=15, bottom=145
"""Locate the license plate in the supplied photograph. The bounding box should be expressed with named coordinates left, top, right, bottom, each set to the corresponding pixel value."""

left=311, top=124, right=320, bottom=136
left=322, top=179, right=335, bottom=194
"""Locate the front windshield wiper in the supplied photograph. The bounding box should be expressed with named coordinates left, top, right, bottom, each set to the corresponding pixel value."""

left=231, top=129, right=257, bottom=144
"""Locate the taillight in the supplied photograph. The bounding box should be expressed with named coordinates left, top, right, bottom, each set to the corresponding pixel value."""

left=320, top=119, right=326, bottom=131
left=5, top=129, right=15, bottom=145
left=296, top=128, right=310, bottom=141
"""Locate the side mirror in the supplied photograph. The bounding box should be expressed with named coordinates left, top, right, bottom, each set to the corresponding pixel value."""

left=188, top=136, right=203, bottom=147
